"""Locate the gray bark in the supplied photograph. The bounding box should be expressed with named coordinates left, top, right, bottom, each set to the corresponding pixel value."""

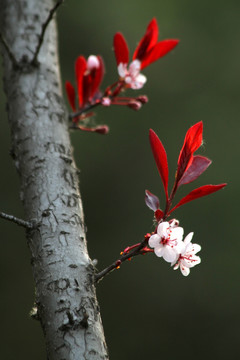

left=0, top=0, right=108, bottom=359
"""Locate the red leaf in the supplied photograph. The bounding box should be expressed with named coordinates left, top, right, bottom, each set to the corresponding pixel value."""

left=65, top=81, right=76, bottom=111
left=145, top=190, right=160, bottom=211
left=178, top=155, right=212, bottom=186
left=141, top=39, right=179, bottom=69
left=169, top=184, right=227, bottom=214
left=113, top=32, right=129, bottom=65
left=149, top=129, right=169, bottom=200
left=89, top=55, right=105, bottom=100
left=176, top=121, right=203, bottom=183
left=155, top=209, right=164, bottom=222
left=82, top=73, right=92, bottom=107
left=75, top=56, right=87, bottom=107
left=133, top=18, right=159, bottom=61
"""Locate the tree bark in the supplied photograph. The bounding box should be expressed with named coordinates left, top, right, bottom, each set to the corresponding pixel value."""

left=0, top=0, right=108, bottom=359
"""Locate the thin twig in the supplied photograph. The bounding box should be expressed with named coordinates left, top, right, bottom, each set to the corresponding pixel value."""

left=95, top=239, right=148, bottom=283
left=69, top=102, right=101, bottom=120
left=0, top=211, right=33, bottom=229
left=0, top=33, right=19, bottom=68
left=31, top=0, right=64, bottom=65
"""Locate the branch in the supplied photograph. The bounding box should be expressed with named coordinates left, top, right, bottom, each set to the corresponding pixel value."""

left=95, top=238, right=150, bottom=283
left=31, top=0, right=64, bottom=65
left=0, top=33, right=19, bottom=68
left=0, top=211, right=33, bottom=229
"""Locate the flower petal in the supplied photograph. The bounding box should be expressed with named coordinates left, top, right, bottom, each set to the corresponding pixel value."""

left=180, top=265, right=190, bottom=276
left=173, top=262, right=180, bottom=270
left=162, top=247, right=179, bottom=263
left=154, top=245, right=165, bottom=257
left=117, top=63, right=127, bottom=78
left=171, top=226, right=184, bottom=241
left=182, top=255, right=201, bottom=268
left=157, top=222, right=169, bottom=237
left=148, top=234, right=160, bottom=248
left=192, top=244, right=201, bottom=254
left=183, top=232, right=194, bottom=246
left=133, top=73, right=147, bottom=89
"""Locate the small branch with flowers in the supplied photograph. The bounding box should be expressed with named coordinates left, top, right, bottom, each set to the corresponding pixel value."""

left=95, top=121, right=226, bottom=280
left=64, top=18, right=227, bottom=280
left=65, top=18, right=178, bottom=134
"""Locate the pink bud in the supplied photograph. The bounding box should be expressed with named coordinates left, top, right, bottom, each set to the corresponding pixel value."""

left=94, top=125, right=109, bottom=135
left=136, top=95, right=148, bottom=104
left=101, top=97, right=111, bottom=106
left=128, top=100, right=142, bottom=111
left=87, top=55, right=100, bottom=69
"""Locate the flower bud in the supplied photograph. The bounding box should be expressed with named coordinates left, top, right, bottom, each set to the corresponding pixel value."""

left=128, top=100, right=142, bottom=111
left=169, top=219, right=179, bottom=228
left=87, top=55, right=100, bottom=69
left=115, top=260, right=122, bottom=269
left=94, top=125, right=109, bottom=135
left=136, top=95, right=148, bottom=104
left=101, top=97, right=111, bottom=106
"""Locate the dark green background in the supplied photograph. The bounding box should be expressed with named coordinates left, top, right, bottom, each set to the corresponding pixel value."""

left=0, top=0, right=239, bottom=359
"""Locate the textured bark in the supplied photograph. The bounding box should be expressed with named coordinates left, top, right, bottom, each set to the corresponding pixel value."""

left=0, top=1, right=108, bottom=359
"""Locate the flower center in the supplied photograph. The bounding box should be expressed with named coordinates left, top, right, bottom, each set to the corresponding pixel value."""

left=160, top=232, right=177, bottom=248
left=160, top=236, right=169, bottom=245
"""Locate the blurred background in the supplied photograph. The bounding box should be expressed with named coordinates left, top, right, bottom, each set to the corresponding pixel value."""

left=0, top=0, right=239, bottom=358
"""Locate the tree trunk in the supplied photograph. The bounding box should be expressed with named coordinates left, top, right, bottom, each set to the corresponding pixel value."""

left=0, top=0, right=108, bottom=359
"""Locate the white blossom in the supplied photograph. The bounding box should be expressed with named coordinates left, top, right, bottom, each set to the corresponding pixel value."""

left=172, top=232, right=201, bottom=276
left=148, top=221, right=184, bottom=263
left=117, top=60, right=147, bottom=89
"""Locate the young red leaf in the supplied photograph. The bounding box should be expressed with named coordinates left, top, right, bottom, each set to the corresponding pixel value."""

left=141, top=39, right=179, bottom=70
left=176, top=121, right=203, bottom=183
left=75, top=56, right=87, bottom=107
left=82, top=73, right=92, bottom=108
left=178, top=155, right=212, bottom=186
left=65, top=81, right=76, bottom=112
left=133, top=18, right=159, bottom=61
left=169, top=183, right=227, bottom=214
left=113, top=32, right=129, bottom=65
left=89, top=55, right=105, bottom=101
left=149, top=129, right=169, bottom=200
left=145, top=190, right=160, bottom=211
left=155, top=209, right=164, bottom=222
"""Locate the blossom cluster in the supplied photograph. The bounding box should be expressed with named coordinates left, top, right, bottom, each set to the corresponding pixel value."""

left=149, top=220, right=201, bottom=276
left=65, top=18, right=179, bottom=133
left=144, top=121, right=226, bottom=275
left=118, top=122, right=226, bottom=277
left=64, top=18, right=227, bottom=279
